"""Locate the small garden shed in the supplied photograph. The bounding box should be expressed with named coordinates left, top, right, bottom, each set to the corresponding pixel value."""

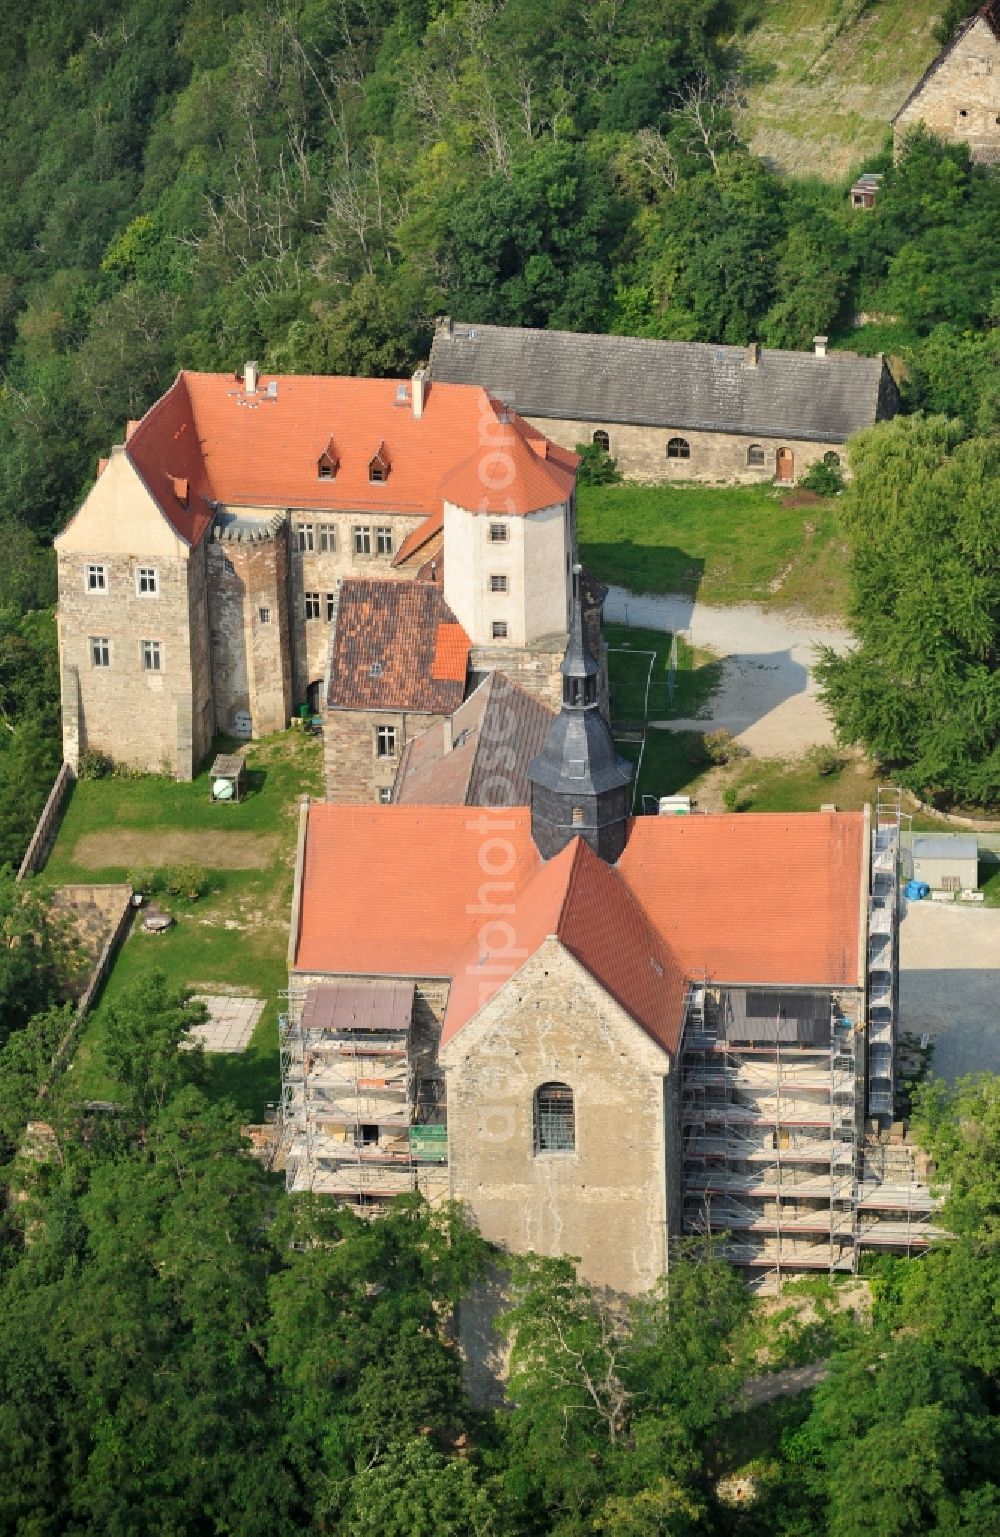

left=911, top=834, right=978, bottom=892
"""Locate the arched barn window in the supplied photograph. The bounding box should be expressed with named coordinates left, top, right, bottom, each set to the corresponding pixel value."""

left=666, top=437, right=691, bottom=460
left=534, top=1082, right=575, bottom=1153
left=592, top=429, right=610, bottom=452
left=747, top=444, right=765, bottom=467
left=823, top=451, right=841, bottom=468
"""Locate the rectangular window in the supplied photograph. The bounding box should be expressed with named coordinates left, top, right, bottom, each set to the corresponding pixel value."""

left=353, top=526, right=372, bottom=556
left=258, top=607, right=271, bottom=624
left=377, top=787, right=393, bottom=804
left=491, top=620, right=508, bottom=640
left=304, top=591, right=321, bottom=620
left=375, top=725, right=397, bottom=759
left=90, top=636, right=110, bottom=669
left=941, top=875, right=961, bottom=893
left=136, top=566, right=158, bottom=595
left=325, top=592, right=336, bottom=621
left=318, top=524, right=337, bottom=553
left=490, top=574, right=508, bottom=593
left=297, top=524, right=314, bottom=553
left=85, top=563, right=108, bottom=593
left=488, top=523, right=508, bottom=543
left=375, top=526, right=393, bottom=556
left=142, top=640, right=162, bottom=672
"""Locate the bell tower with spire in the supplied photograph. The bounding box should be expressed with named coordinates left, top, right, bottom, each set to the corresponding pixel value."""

left=527, top=567, right=632, bottom=863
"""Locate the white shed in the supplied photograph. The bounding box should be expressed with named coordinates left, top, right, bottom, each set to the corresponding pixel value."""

left=911, top=835, right=978, bottom=893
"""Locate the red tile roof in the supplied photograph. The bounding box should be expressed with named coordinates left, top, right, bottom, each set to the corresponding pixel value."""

left=123, top=372, right=575, bottom=547
left=392, top=507, right=442, bottom=566
left=617, top=813, right=864, bottom=987
left=326, top=579, right=469, bottom=714
left=439, top=411, right=578, bottom=515
left=292, top=807, right=865, bottom=1056
left=430, top=623, right=469, bottom=683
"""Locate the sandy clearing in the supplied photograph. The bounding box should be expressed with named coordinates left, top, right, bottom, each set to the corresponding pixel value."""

left=71, top=829, right=281, bottom=870
left=606, top=585, right=852, bottom=756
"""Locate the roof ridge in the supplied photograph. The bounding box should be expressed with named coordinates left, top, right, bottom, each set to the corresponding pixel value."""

left=554, top=837, right=590, bottom=938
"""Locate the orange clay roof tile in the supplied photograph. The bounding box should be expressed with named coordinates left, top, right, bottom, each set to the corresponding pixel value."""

left=292, top=807, right=864, bottom=1056
left=123, top=372, right=575, bottom=546
left=326, top=579, right=469, bottom=714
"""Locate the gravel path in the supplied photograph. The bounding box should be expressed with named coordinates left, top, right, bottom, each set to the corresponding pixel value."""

left=605, top=586, right=852, bottom=756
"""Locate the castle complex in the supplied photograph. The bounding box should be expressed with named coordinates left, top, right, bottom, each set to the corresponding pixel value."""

left=54, top=362, right=590, bottom=782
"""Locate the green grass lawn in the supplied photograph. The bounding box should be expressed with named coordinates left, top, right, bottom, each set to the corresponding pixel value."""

left=980, top=863, right=1000, bottom=908
left=605, top=622, right=723, bottom=724
left=44, top=729, right=323, bottom=1120
left=579, top=482, right=849, bottom=616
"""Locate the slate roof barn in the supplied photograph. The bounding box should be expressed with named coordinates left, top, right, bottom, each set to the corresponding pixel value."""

left=430, top=321, right=897, bottom=446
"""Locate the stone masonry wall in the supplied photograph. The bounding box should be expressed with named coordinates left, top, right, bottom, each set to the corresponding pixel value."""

left=57, top=547, right=199, bottom=777
left=208, top=527, right=293, bottom=737
left=442, top=939, right=673, bottom=1296
left=894, top=17, right=1000, bottom=165
left=289, top=510, right=426, bottom=699
left=186, top=541, right=215, bottom=775
left=323, top=707, right=448, bottom=801
left=524, top=415, right=850, bottom=485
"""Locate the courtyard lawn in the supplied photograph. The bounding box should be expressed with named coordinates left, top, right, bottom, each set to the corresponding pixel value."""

left=605, top=622, right=723, bottom=725
left=579, top=482, right=850, bottom=616
left=44, top=729, right=323, bottom=1120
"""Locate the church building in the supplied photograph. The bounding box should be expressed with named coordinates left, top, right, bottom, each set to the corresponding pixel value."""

left=283, top=595, right=898, bottom=1297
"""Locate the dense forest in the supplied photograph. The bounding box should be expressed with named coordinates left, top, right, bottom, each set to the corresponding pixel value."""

left=0, top=972, right=998, bottom=1534
left=0, top=0, right=998, bottom=848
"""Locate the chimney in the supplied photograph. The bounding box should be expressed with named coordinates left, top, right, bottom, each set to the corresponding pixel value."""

left=442, top=716, right=454, bottom=754
left=244, top=360, right=259, bottom=393
left=814, top=335, right=828, bottom=358
left=747, top=342, right=760, bottom=367
left=412, top=366, right=429, bottom=419
left=436, top=315, right=453, bottom=337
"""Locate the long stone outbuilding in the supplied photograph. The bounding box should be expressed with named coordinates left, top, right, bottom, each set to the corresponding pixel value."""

left=429, top=320, right=900, bottom=485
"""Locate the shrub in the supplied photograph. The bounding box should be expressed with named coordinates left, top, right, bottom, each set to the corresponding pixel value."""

left=77, top=749, right=112, bottom=780
left=807, top=744, right=845, bottom=777
left=574, top=440, right=622, bottom=485
left=111, top=760, right=149, bottom=780
left=704, top=729, right=748, bottom=765
left=126, top=867, right=160, bottom=897
left=161, top=864, right=208, bottom=901
left=799, top=456, right=845, bottom=497
left=723, top=785, right=751, bottom=812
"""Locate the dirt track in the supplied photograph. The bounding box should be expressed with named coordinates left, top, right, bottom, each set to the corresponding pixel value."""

left=70, top=829, right=281, bottom=870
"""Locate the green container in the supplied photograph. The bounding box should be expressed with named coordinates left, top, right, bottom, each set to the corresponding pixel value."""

left=298, top=703, right=309, bottom=719
left=410, top=1125, right=448, bottom=1161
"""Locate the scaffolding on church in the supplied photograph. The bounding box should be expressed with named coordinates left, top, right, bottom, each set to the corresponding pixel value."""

left=680, top=983, right=861, bottom=1293
left=278, top=980, right=448, bottom=1207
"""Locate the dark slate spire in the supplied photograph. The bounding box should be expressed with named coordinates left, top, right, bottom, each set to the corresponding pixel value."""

left=528, top=567, right=632, bottom=863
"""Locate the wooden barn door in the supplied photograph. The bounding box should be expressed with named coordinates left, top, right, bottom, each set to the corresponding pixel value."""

left=776, top=447, right=794, bottom=482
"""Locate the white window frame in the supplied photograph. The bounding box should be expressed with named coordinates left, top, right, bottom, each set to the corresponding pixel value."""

left=304, top=591, right=321, bottom=621
left=141, top=639, right=162, bottom=673
left=325, top=592, right=336, bottom=621
left=491, top=620, right=508, bottom=640
left=85, top=563, right=108, bottom=594
left=375, top=526, right=393, bottom=556
left=374, top=724, right=398, bottom=759
left=136, top=566, right=158, bottom=596
left=258, top=607, right=271, bottom=624
left=318, top=524, right=337, bottom=553
left=297, top=523, right=315, bottom=553
left=90, top=636, right=111, bottom=669
left=377, top=787, right=393, bottom=804
left=353, top=525, right=372, bottom=556
left=488, top=522, right=509, bottom=544
left=490, top=574, right=508, bottom=593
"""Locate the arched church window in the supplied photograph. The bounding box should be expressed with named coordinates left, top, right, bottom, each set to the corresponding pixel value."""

left=534, top=1082, right=575, bottom=1153
left=747, top=444, right=765, bottom=467
left=666, top=437, right=691, bottom=460
left=592, top=429, right=610, bottom=452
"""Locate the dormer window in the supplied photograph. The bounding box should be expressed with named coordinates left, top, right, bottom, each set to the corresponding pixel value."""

left=318, top=438, right=339, bottom=480
left=369, top=442, right=391, bottom=483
